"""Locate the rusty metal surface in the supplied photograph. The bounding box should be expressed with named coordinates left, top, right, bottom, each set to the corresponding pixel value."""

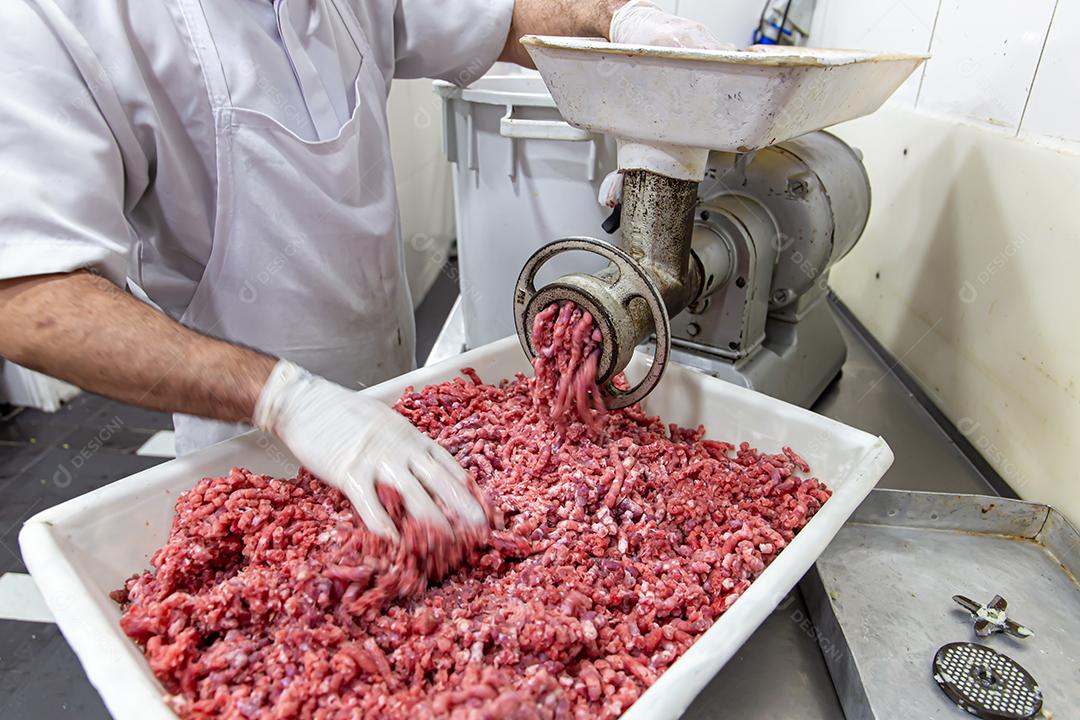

left=848, top=489, right=1048, bottom=538
left=1038, top=508, right=1080, bottom=589
left=620, top=170, right=700, bottom=314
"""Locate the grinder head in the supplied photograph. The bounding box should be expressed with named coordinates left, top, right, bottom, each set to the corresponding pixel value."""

left=514, top=237, right=671, bottom=410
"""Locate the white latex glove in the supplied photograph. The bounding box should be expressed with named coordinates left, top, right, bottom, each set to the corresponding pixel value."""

left=254, top=360, right=487, bottom=540
left=598, top=170, right=624, bottom=209
left=610, top=0, right=737, bottom=50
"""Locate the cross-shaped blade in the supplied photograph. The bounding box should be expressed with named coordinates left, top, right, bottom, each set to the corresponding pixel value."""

left=951, top=593, right=1034, bottom=640
left=1004, top=618, right=1034, bottom=639
left=952, top=595, right=981, bottom=614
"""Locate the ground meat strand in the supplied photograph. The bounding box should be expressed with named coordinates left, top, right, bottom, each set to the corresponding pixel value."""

left=115, top=304, right=830, bottom=719
left=531, top=302, right=606, bottom=432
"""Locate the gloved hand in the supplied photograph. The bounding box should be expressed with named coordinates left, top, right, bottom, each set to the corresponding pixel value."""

left=609, top=0, right=737, bottom=50
left=598, top=170, right=624, bottom=209
left=253, top=360, right=487, bottom=540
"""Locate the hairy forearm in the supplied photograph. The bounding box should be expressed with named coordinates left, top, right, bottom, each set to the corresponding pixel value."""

left=500, top=0, right=627, bottom=66
left=0, top=272, right=276, bottom=422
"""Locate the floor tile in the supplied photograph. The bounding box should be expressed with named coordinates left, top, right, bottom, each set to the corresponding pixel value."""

left=0, top=408, right=77, bottom=448
left=48, top=393, right=113, bottom=424
left=62, top=423, right=156, bottom=455
left=89, top=402, right=173, bottom=433
left=0, top=621, right=110, bottom=720
left=0, top=494, right=44, bottom=574
left=0, top=573, right=53, bottom=623
left=0, top=444, right=49, bottom=485
left=12, top=449, right=167, bottom=506
left=136, top=431, right=176, bottom=459
left=0, top=450, right=167, bottom=574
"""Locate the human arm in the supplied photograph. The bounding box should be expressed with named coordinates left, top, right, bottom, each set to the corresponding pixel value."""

left=498, top=0, right=622, bottom=66
left=0, top=271, right=486, bottom=538
left=1, top=2, right=485, bottom=540
left=389, top=0, right=727, bottom=84
left=0, top=271, right=276, bottom=422
left=500, top=0, right=733, bottom=67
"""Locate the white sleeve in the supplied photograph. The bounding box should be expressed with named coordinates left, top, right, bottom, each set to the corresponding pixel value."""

left=391, top=0, right=515, bottom=84
left=0, top=0, right=131, bottom=285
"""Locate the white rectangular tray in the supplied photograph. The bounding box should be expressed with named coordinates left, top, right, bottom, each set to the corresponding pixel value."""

left=20, top=337, right=893, bottom=719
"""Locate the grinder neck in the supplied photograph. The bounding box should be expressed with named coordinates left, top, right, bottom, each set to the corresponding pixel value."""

left=619, top=169, right=703, bottom=321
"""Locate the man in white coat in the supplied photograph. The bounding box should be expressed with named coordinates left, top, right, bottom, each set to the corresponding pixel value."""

left=0, top=0, right=725, bottom=536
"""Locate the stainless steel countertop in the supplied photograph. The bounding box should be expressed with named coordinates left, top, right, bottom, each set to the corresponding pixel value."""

left=428, top=298, right=1000, bottom=719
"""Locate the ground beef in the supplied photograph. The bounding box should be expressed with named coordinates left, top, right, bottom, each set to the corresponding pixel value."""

left=530, top=302, right=605, bottom=431
left=114, top=303, right=830, bottom=719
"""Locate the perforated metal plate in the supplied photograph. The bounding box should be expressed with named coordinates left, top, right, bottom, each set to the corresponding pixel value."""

left=933, top=642, right=1043, bottom=720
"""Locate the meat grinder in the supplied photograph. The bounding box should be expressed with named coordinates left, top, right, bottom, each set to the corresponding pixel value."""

left=512, top=36, right=926, bottom=409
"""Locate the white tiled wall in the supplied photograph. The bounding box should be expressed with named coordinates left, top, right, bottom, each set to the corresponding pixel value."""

left=810, top=0, right=939, bottom=106
left=675, top=0, right=765, bottom=46
left=1020, top=0, right=1080, bottom=144
left=917, top=0, right=1056, bottom=132
left=827, top=107, right=1080, bottom=524
left=684, top=0, right=1079, bottom=146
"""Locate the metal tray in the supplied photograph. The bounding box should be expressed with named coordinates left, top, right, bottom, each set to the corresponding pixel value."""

left=802, top=489, right=1080, bottom=719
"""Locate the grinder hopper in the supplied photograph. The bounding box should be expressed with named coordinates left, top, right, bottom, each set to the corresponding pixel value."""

left=520, top=37, right=928, bottom=178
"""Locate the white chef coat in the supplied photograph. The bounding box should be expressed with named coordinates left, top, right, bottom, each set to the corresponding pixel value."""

left=0, top=0, right=512, bottom=451
left=0, top=0, right=512, bottom=316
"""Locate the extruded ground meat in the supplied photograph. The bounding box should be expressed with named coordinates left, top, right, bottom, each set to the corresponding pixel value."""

left=531, top=302, right=605, bottom=431
left=114, top=302, right=831, bottom=719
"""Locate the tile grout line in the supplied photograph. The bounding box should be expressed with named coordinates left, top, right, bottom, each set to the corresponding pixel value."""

left=914, top=0, right=944, bottom=109
left=1016, top=0, right=1059, bottom=138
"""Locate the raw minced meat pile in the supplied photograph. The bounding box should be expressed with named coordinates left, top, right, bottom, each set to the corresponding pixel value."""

left=114, top=302, right=831, bottom=719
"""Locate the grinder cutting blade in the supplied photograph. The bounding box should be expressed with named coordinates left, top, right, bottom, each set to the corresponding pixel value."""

left=953, top=595, right=1034, bottom=640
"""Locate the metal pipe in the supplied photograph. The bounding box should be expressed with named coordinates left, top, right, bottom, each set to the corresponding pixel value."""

left=620, top=170, right=701, bottom=313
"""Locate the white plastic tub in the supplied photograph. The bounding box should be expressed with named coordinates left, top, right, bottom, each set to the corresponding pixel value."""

left=20, top=337, right=893, bottom=719
left=435, top=74, right=617, bottom=348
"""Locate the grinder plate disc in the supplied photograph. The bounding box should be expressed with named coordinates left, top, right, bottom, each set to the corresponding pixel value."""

left=932, top=642, right=1042, bottom=719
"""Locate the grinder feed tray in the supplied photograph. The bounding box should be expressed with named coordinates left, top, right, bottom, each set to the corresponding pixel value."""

left=521, top=37, right=928, bottom=153
left=802, top=489, right=1080, bottom=719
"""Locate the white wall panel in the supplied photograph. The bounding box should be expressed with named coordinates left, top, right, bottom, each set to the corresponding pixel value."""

left=811, top=0, right=940, bottom=107
left=677, top=0, right=766, bottom=46
left=1020, top=0, right=1080, bottom=144
left=918, top=0, right=1055, bottom=131
left=808, top=0, right=831, bottom=48
left=830, top=107, right=1080, bottom=525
